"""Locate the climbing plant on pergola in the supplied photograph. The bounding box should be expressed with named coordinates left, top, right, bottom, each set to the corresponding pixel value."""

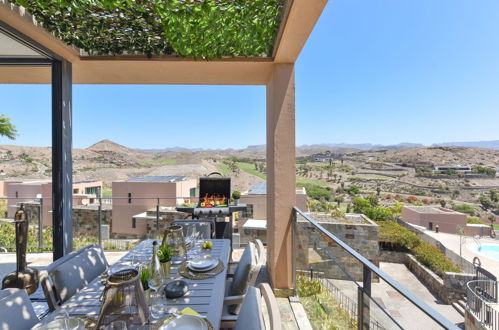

left=13, top=0, right=283, bottom=58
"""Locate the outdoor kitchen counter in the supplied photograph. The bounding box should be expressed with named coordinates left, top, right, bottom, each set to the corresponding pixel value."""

left=39, top=239, right=231, bottom=329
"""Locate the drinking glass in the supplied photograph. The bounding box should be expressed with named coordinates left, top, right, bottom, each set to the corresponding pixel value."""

left=150, top=289, right=167, bottom=319
left=110, top=320, right=128, bottom=330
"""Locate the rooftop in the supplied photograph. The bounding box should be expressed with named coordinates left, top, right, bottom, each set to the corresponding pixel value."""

left=127, top=175, right=186, bottom=183
left=246, top=182, right=306, bottom=195
left=404, top=206, right=463, bottom=215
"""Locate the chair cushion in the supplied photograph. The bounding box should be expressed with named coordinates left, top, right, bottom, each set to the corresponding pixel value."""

left=227, top=242, right=256, bottom=314
left=234, top=286, right=263, bottom=330
left=0, top=288, right=39, bottom=330
left=51, top=246, right=106, bottom=303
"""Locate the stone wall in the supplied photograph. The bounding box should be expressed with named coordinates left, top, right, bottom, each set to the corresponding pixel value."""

left=296, top=214, right=380, bottom=282
left=73, top=205, right=111, bottom=238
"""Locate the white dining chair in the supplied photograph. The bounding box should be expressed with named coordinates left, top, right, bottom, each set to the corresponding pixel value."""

left=172, top=219, right=214, bottom=239
left=224, top=241, right=261, bottom=315
left=40, top=244, right=108, bottom=311
left=221, top=283, right=281, bottom=330
left=0, top=288, right=39, bottom=330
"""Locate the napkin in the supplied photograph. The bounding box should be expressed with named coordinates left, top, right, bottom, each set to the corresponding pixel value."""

left=180, top=307, right=200, bottom=316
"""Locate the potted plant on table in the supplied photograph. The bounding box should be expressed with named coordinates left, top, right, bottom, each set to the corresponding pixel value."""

left=232, top=190, right=241, bottom=205
left=140, top=268, right=151, bottom=303
left=158, top=244, right=173, bottom=276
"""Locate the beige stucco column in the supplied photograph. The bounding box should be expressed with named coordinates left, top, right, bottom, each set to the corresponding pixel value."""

left=266, top=63, right=296, bottom=293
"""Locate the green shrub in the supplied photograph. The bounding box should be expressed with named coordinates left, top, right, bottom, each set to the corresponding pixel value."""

left=301, top=184, right=331, bottom=201
left=296, top=275, right=322, bottom=297
left=473, top=166, right=496, bottom=176
left=377, top=221, right=420, bottom=250
left=412, top=242, right=461, bottom=276
left=467, top=216, right=485, bottom=225
left=452, top=204, right=476, bottom=215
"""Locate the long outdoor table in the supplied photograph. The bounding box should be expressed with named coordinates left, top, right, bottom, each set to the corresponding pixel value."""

left=41, top=239, right=231, bottom=329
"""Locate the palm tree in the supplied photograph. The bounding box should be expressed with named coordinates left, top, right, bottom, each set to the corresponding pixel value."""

left=0, top=115, right=16, bottom=139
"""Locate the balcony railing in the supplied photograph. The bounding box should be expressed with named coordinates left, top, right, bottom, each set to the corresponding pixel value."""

left=467, top=280, right=499, bottom=329
left=0, top=195, right=265, bottom=252
left=293, top=207, right=460, bottom=330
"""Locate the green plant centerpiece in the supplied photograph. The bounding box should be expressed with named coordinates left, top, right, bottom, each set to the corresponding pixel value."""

left=232, top=190, right=241, bottom=205
left=139, top=268, right=151, bottom=291
left=158, top=244, right=173, bottom=276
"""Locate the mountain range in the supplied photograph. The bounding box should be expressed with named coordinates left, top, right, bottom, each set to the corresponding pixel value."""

left=135, top=140, right=499, bottom=153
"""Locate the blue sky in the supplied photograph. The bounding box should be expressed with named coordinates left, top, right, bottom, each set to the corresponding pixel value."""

left=1, top=0, right=499, bottom=149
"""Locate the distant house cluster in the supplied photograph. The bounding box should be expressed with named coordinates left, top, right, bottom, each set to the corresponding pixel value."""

left=432, top=165, right=471, bottom=174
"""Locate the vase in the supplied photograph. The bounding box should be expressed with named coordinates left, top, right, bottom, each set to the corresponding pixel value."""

left=160, top=261, right=171, bottom=277
left=161, top=225, right=187, bottom=259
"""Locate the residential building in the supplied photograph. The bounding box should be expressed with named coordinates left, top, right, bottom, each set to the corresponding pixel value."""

left=401, top=205, right=491, bottom=236
left=6, top=180, right=102, bottom=225
left=111, top=176, right=196, bottom=236
left=237, top=182, right=308, bottom=244
left=433, top=165, right=472, bottom=174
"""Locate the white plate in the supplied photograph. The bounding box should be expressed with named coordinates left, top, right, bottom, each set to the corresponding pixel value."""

left=34, top=318, right=85, bottom=330
left=188, top=255, right=217, bottom=271
left=159, top=315, right=207, bottom=330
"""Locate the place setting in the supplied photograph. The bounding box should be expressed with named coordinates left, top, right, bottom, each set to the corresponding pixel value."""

left=179, top=254, right=224, bottom=280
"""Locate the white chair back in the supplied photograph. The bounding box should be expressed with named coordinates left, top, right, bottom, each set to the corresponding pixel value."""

left=41, top=244, right=108, bottom=311
left=0, top=288, right=39, bottom=330
left=254, top=239, right=266, bottom=267
left=234, top=284, right=281, bottom=330
left=172, top=219, right=214, bottom=239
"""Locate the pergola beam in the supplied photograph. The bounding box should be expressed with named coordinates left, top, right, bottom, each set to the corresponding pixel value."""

left=273, top=0, right=328, bottom=64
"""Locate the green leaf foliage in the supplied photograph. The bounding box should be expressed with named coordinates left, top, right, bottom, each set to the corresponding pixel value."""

left=13, top=0, right=284, bottom=58
left=0, top=115, right=17, bottom=140
left=377, top=221, right=420, bottom=250
left=412, top=241, right=461, bottom=277
left=452, top=203, right=476, bottom=215
left=377, top=220, right=461, bottom=277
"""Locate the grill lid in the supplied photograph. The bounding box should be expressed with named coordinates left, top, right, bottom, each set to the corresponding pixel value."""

left=199, top=172, right=230, bottom=203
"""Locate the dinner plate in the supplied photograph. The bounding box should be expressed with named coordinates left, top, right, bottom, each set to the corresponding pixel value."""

left=159, top=315, right=207, bottom=330
left=188, top=255, right=217, bottom=271
left=34, top=317, right=85, bottom=330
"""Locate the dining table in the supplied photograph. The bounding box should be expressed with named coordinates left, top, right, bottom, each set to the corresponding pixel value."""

left=39, top=238, right=231, bottom=329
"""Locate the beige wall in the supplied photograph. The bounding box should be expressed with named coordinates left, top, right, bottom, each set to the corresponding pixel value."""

left=6, top=181, right=102, bottom=226
left=401, top=207, right=467, bottom=234
left=111, top=180, right=196, bottom=236
left=240, top=190, right=307, bottom=220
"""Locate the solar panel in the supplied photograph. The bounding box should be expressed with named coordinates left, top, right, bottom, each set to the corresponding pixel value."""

left=127, top=176, right=186, bottom=183
left=248, top=182, right=267, bottom=194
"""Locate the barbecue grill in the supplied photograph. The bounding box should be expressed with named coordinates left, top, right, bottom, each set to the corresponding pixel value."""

left=176, top=173, right=246, bottom=216
left=176, top=172, right=246, bottom=240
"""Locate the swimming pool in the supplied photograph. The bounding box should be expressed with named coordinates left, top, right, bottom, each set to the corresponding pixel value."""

left=476, top=244, right=499, bottom=261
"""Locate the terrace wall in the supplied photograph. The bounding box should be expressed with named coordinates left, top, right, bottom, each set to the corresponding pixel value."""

left=296, top=215, right=380, bottom=282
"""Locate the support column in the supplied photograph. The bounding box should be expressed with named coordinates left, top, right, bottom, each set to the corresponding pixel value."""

left=266, top=63, right=295, bottom=293
left=52, top=59, right=73, bottom=260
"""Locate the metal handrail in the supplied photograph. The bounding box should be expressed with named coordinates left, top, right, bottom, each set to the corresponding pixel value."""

left=293, top=207, right=460, bottom=330
left=467, top=280, right=499, bottom=329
